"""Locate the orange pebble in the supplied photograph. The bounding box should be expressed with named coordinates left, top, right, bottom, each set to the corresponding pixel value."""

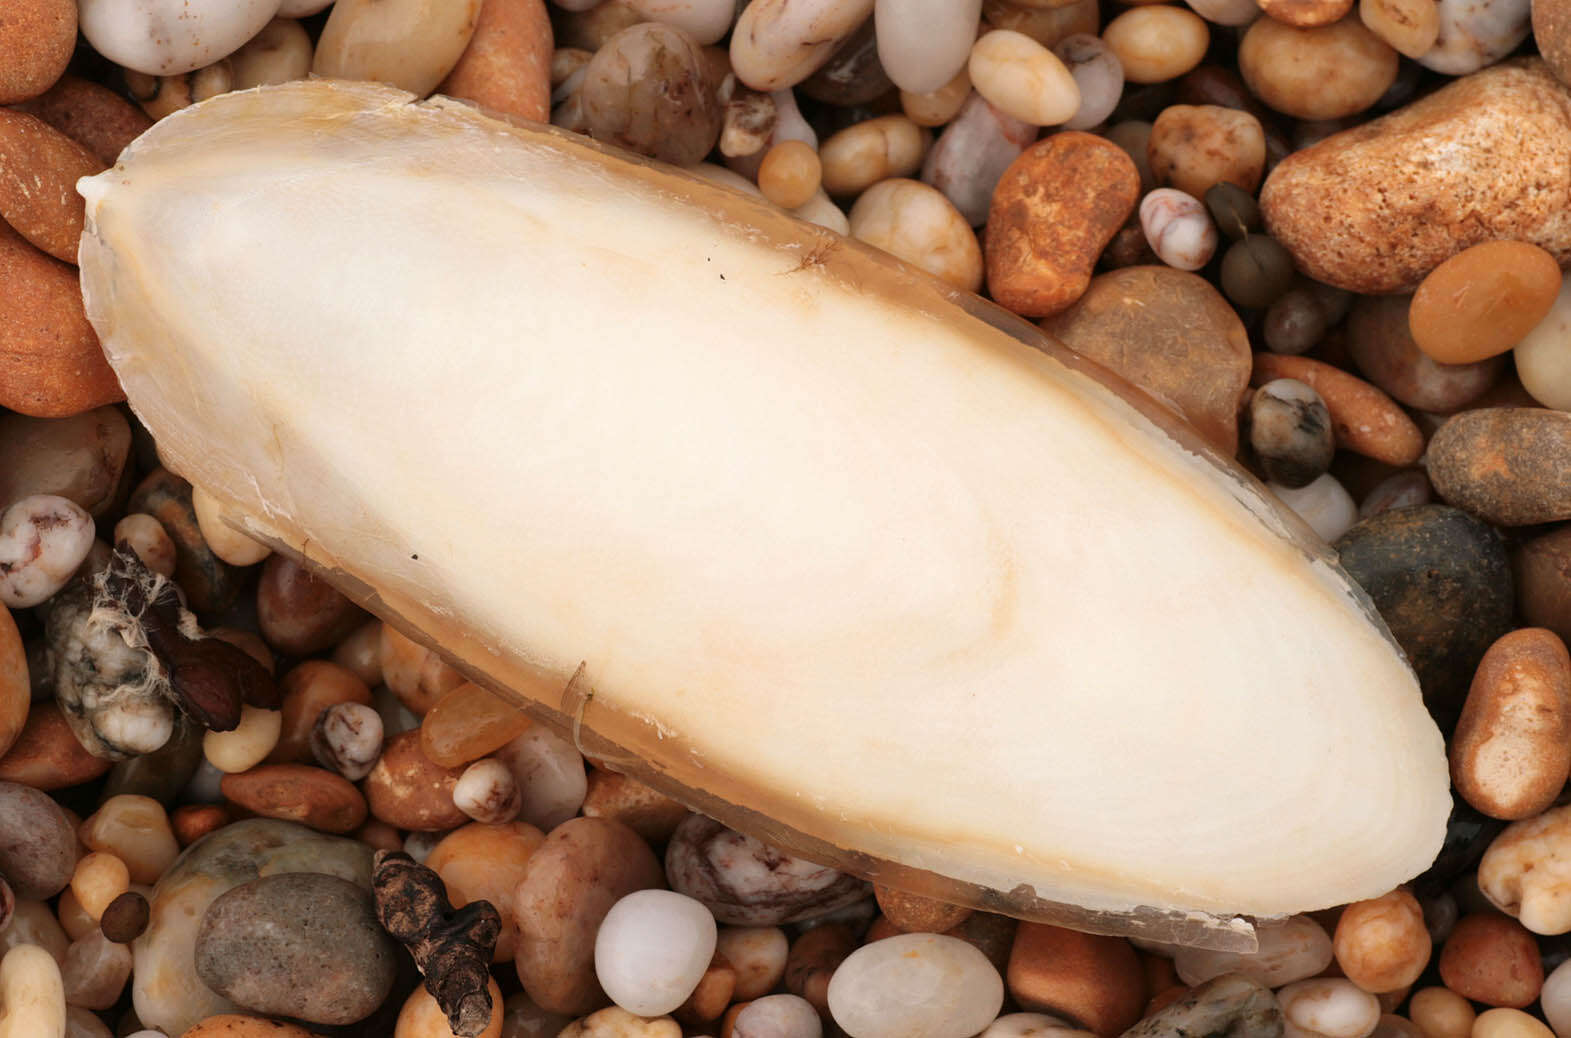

left=1409, top=242, right=1562, bottom=364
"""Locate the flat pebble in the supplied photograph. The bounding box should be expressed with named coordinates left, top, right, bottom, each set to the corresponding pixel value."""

left=313, top=0, right=480, bottom=96
left=1140, top=188, right=1217, bottom=271
left=921, top=92, right=1036, bottom=227
left=827, top=933, right=1004, bottom=1038
left=1101, top=7, right=1210, bottom=84
left=1149, top=104, right=1266, bottom=199
left=1418, top=0, right=1529, bottom=74
left=1249, top=379, right=1335, bottom=488
left=1334, top=505, right=1513, bottom=727
left=1437, top=913, right=1543, bottom=1007
left=0, top=702, right=112, bottom=791
left=1005, top=923, right=1145, bottom=1035
left=0, top=108, right=105, bottom=267
left=194, top=872, right=397, bottom=1025
left=848, top=179, right=982, bottom=292
left=968, top=30, right=1081, bottom=127
left=1408, top=242, right=1562, bottom=364
left=78, top=0, right=282, bottom=77
left=1042, top=265, right=1251, bottom=454
left=1220, top=236, right=1296, bottom=310
left=1261, top=61, right=1571, bottom=293
left=1251, top=354, right=1423, bottom=466
left=1427, top=408, right=1571, bottom=525
left=1124, top=974, right=1283, bottom=1038
left=1478, top=804, right=1571, bottom=934
left=986, top=132, right=1140, bottom=316
left=0, top=780, right=77, bottom=900
left=1238, top=18, right=1396, bottom=120
left=797, top=16, right=891, bottom=107
left=1333, top=889, right=1431, bottom=993
left=594, top=889, right=716, bottom=1017
left=876, top=0, right=980, bottom=94
left=1346, top=295, right=1501, bottom=413
left=0, top=0, right=76, bottom=104
left=1276, top=978, right=1380, bottom=1038
left=220, top=763, right=368, bottom=833
left=1472, top=1009, right=1554, bottom=1038
left=666, top=815, right=869, bottom=926
left=728, top=0, right=874, bottom=91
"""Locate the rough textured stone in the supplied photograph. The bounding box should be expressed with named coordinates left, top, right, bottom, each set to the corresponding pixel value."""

left=0, top=0, right=76, bottom=104
left=1260, top=60, right=1571, bottom=293
left=1122, top=973, right=1283, bottom=1038
left=0, top=110, right=106, bottom=263
left=13, top=74, right=155, bottom=166
left=438, top=0, right=553, bottom=123
left=1427, top=409, right=1571, bottom=526
left=1041, top=266, right=1251, bottom=455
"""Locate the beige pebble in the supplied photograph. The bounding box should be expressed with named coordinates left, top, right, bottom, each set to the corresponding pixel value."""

left=191, top=486, right=271, bottom=567
left=1148, top=104, right=1266, bottom=198
left=1359, top=0, right=1440, bottom=56
left=68, top=853, right=129, bottom=923
left=968, top=29, right=1081, bottom=126
left=581, top=768, right=691, bottom=844
left=1471, top=1009, right=1554, bottom=1038
left=1101, top=6, right=1210, bottom=84
left=1478, top=803, right=1571, bottom=934
left=716, top=927, right=790, bottom=1002
left=314, top=0, right=482, bottom=96
left=1140, top=188, right=1217, bottom=271
left=396, top=976, right=504, bottom=1038
left=1239, top=17, right=1397, bottom=120
left=901, top=67, right=972, bottom=126
left=1277, top=978, right=1381, bottom=1038
left=380, top=624, right=466, bottom=715
left=849, top=178, right=983, bottom=292
left=1516, top=278, right=1571, bottom=411
left=180, top=1015, right=321, bottom=1037
left=1408, top=987, right=1475, bottom=1038
left=1450, top=628, right=1571, bottom=821
left=229, top=18, right=314, bottom=89
left=0, top=109, right=106, bottom=264
left=1251, top=354, right=1424, bottom=466
left=1333, top=889, right=1431, bottom=993
left=112, top=514, right=177, bottom=578
left=269, top=659, right=373, bottom=765
left=0, top=0, right=76, bottom=104
left=559, top=1005, right=681, bottom=1038
left=439, top=0, right=553, bottom=123
left=78, top=796, right=176, bottom=886
left=1260, top=0, right=1355, bottom=26
left=728, top=0, right=873, bottom=91
left=426, top=821, right=545, bottom=962
left=124, top=62, right=234, bottom=122
left=203, top=707, right=283, bottom=774
left=819, top=115, right=929, bottom=197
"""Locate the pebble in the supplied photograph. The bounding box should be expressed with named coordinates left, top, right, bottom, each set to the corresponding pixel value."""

left=1273, top=472, right=1358, bottom=540
left=0, top=109, right=106, bottom=265
left=1041, top=265, right=1251, bottom=453
left=1149, top=105, right=1267, bottom=199
left=627, top=0, right=736, bottom=44
left=133, top=819, right=374, bottom=1036
left=452, top=758, right=522, bottom=824
left=1261, top=0, right=1354, bottom=26
left=848, top=178, right=983, bottom=293
left=1359, top=0, right=1440, bottom=56
left=1516, top=526, right=1571, bottom=645
left=1172, top=918, right=1325, bottom=991
left=873, top=886, right=971, bottom=934
left=1249, top=379, right=1335, bottom=488
left=594, top=890, right=717, bottom=1017
left=379, top=623, right=465, bottom=716
left=1205, top=182, right=1262, bottom=241
left=313, top=0, right=479, bottom=96
left=1219, top=236, right=1296, bottom=310
left=1419, top=0, right=1529, bottom=74
left=1139, top=188, right=1217, bottom=272
left=797, top=17, right=891, bottom=107
left=311, top=701, right=384, bottom=782
left=827, top=933, right=1004, bottom=1038
left=1360, top=471, right=1432, bottom=521
left=1107, top=121, right=1156, bottom=194
left=1409, top=242, right=1562, bottom=365
left=194, top=872, right=396, bottom=1025
left=1005, top=924, right=1145, bottom=1035
left=758, top=141, right=822, bottom=210
left=0, top=495, right=94, bottom=608
left=728, top=0, right=873, bottom=91
left=0, top=781, right=76, bottom=900
left=224, top=17, right=312, bottom=89
left=819, top=115, right=928, bottom=197
left=1449, top=628, right=1571, bottom=821
left=270, top=660, right=373, bottom=765
left=581, top=769, right=690, bottom=844
left=901, top=68, right=972, bottom=127
left=732, top=993, right=823, bottom=1038
left=180, top=1017, right=321, bottom=1038
left=715, top=927, right=789, bottom=1002
left=1276, top=978, right=1380, bottom=1038
left=493, top=724, right=588, bottom=831
left=1437, top=913, right=1543, bottom=1007
left=968, top=30, right=1081, bottom=128
left=1238, top=18, right=1396, bottom=121
left=666, top=815, right=869, bottom=926
left=1407, top=987, right=1474, bottom=1038
left=0, top=608, right=23, bottom=763
left=984, top=0, right=1098, bottom=49
left=115, top=514, right=177, bottom=577
left=0, top=702, right=113, bottom=790
left=1477, top=804, right=1571, bottom=934
left=61, top=928, right=132, bottom=1009
left=1101, top=7, right=1210, bottom=84
left=1252, top=354, right=1423, bottom=466
left=875, top=0, right=979, bottom=94
left=1126, top=973, right=1282, bottom=1038
left=1046, top=36, right=1119, bottom=132
left=921, top=92, right=1037, bottom=227
left=436, top=0, right=554, bottom=122
left=425, top=821, right=545, bottom=963
left=1345, top=295, right=1501, bottom=413
left=559, top=1005, right=680, bottom=1038
left=256, top=553, right=365, bottom=657
left=204, top=706, right=282, bottom=774
left=1262, top=61, right=1571, bottom=293
left=1, top=410, right=131, bottom=526
left=1333, top=889, right=1431, bottom=993
left=420, top=682, right=531, bottom=769
left=189, top=486, right=269, bottom=568
left=1472, top=1009, right=1555, bottom=1038
left=332, top=620, right=384, bottom=688
left=1539, top=0, right=1571, bottom=86
left=1544, top=961, right=1571, bottom=1037
left=0, top=0, right=76, bottom=104
left=581, top=23, right=722, bottom=167
left=1428, top=408, right=1571, bottom=525
left=219, top=763, right=369, bottom=833
left=362, top=729, right=468, bottom=831
left=1515, top=277, right=1571, bottom=410
left=125, top=470, right=242, bottom=615
left=1335, top=505, right=1512, bottom=726
left=986, top=132, right=1139, bottom=316
left=398, top=976, right=505, bottom=1038
left=513, top=817, right=664, bottom=1015
left=0, top=219, right=124, bottom=419
left=77, top=0, right=281, bottom=77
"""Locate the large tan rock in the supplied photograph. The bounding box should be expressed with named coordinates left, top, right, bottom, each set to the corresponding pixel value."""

left=1260, top=60, right=1571, bottom=293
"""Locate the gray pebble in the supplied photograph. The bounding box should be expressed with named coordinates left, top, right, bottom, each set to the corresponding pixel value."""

left=194, top=871, right=398, bottom=1026
left=0, top=780, right=77, bottom=899
left=1248, top=379, right=1333, bottom=489
left=1121, top=973, right=1282, bottom=1038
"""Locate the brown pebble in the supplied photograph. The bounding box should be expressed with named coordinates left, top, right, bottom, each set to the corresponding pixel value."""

left=379, top=623, right=465, bottom=716
left=946, top=909, right=1017, bottom=974
left=1238, top=17, right=1396, bottom=121
left=1043, top=265, right=1251, bottom=454
left=268, top=660, right=373, bottom=765
left=1148, top=104, right=1266, bottom=199
left=99, top=889, right=149, bottom=943
left=581, top=768, right=691, bottom=843
left=863, top=915, right=902, bottom=942
left=1259, top=0, right=1354, bottom=25
left=0, top=607, right=27, bottom=763
left=1333, top=889, right=1432, bottom=993
left=785, top=923, right=857, bottom=1016
left=1450, top=628, right=1571, bottom=821
left=1437, top=913, right=1543, bottom=1008
left=361, top=729, right=467, bottom=831
left=1252, top=353, right=1424, bottom=466
left=180, top=1016, right=320, bottom=1038
left=257, top=553, right=367, bottom=656
left=127, top=468, right=242, bottom=615
left=1345, top=295, right=1502, bottom=414
left=873, top=883, right=973, bottom=933
left=1006, top=923, right=1146, bottom=1036
left=986, top=131, right=1140, bottom=318
left=13, top=74, right=156, bottom=166
left=221, top=763, right=369, bottom=834
left=1516, top=527, right=1571, bottom=646
left=1261, top=61, right=1571, bottom=293
left=1408, top=242, right=1563, bottom=365
left=0, top=701, right=110, bottom=790
left=1427, top=408, right=1571, bottom=525
left=439, top=0, right=553, bottom=123
left=1538, top=0, right=1571, bottom=89
left=171, top=804, right=232, bottom=846
left=0, top=219, right=123, bottom=418
left=0, top=0, right=75, bottom=104
left=0, top=110, right=106, bottom=263
left=353, top=818, right=404, bottom=853
left=676, top=954, right=736, bottom=1024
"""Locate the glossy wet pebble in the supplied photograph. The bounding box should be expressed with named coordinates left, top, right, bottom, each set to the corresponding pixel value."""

left=827, top=933, right=1004, bottom=1038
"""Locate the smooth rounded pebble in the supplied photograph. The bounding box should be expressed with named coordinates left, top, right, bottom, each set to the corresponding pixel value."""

left=1140, top=188, right=1218, bottom=271
left=1478, top=803, right=1571, bottom=934
left=1346, top=294, right=1501, bottom=413
left=1269, top=473, right=1359, bottom=543
left=968, top=30, right=1080, bottom=127
left=666, top=815, right=869, bottom=927
left=848, top=178, right=982, bottom=292
left=1409, top=241, right=1562, bottom=364
left=1005, top=923, right=1144, bottom=1036
left=1101, top=6, right=1209, bottom=84
left=1516, top=277, right=1571, bottom=410
left=1238, top=17, right=1396, bottom=121
left=78, top=0, right=283, bottom=77
left=827, top=933, right=1004, bottom=1038
left=313, top=0, right=481, bottom=96
left=1427, top=408, right=1571, bottom=525
left=1249, top=379, right=1335, bottom=488
left=595, top=890, right=717, bottom=1017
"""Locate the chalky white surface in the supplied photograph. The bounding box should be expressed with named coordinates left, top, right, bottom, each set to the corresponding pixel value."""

left=595, top=890, right=717, bottom=1017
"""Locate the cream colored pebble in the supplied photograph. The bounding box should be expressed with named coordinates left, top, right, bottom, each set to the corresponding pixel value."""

left=1409, top=986, right=1476, bottom=1038
left=1358, top=0, right=1439, bottom=57
left=819, top=115, right=929, bottom=197
left=875, top=0, right=981, bottom=94
left=59, top=930, right=130, bottom=1011
left=125, top=61, right=234, bottom=122
left=1278, top=978, right=1381, bottom=1038
left=67, top=1006, right=113, bottom=1038
left=1174, top=913, right=1334, bottom=986
left=395, top=976, right=503, bottom=1037
left=312, top=0, right=481, bottom=97
left=715, top=926, right=789, bottom=1001
left=67, top=855, right=129, bottom=924
left=54, top=891, right=95, bottom=944
left=192, top=485, right=272, bottom=567
left=790, top=190, right=851, bottom=235
left=848, top=178, right=983, bottom=293
left=203, top=705, right=283, bottom=773
left=968, top=30, right=1081, bottom=127
left=729, top=0, right=873, bottom=91
left=559, top=1005, right=683, bottom=1038
left=1185, top=0, right=1262, bottom=26
left=0, top=903, right=69, bottom=967
left=229, top=17, right=314, bottom=89
left=110, top=515, right=176, bottom=578
left=78, top=796, right=179, bottom=887
left=1102, top=6, right=1210, bottom=83
left=900, top=67, right=971, bottom=127
left=1478, top=804, right=1571, bottom=935
left=0, top=944, right=66, bottom=1038
left=1541, top=960, right=1571, bottom=1038
left=1471, top=1009, right=1553, bottom=1038
left=453, top=758, right=524, bottom=824
left=1516, top=278, right=1571, bottom=411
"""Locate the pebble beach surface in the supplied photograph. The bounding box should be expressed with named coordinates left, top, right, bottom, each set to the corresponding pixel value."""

left=6, top=0, right=1571, bottom=1037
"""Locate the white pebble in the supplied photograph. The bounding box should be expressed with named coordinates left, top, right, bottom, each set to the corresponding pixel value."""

left=875, top=0, right=981, bottom=94
left=625, top=0, right=737, bottom=45
left=733, top=994, right=823, bottom=1038
left=826, top=933, right=1003, bottom=1038
left=1139, top=187, right=1217, bottom=271
left=493, top=724, right=587, bottom=830
left=1269, top=474, right=1358, bottom=543
left=452, top=758, right=523, bottom=824
left=0, top=494, right=95, bottom=608
left=1055, top=34, right=1124, bottom=131
left=1542, top=959, right=1571, bottom=1038
left=310, top=701, right=384, bottom=781
left=792, top=190, right=851, bottom=236
left=595, top=890, right=718, bottom=1017
left=78, top=0, right=282, bottom=77
left=1417, top=0, right=1529, bottom=75
left=730, top=0, right=874, bottom=91
left=968, top=30, right=1081, bottom=128
left=980, top=1013, right=1092, bottom=1038
left=1516, top=276, right=1571, bottom=411
left=1173, top=914, right=1334, bottom=988
left=1278, top=978, right=1381, bottom=1038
